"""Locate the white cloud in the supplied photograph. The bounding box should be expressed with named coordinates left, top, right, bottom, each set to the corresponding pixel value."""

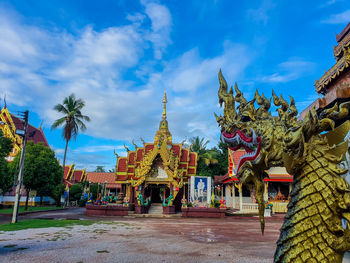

left=73, top=145, right=124, bottom=153
left=142, top=1, right=172, bottom=59
left=247, top=0, right=276, bottom=25
left=0, top=3, right=253, bottom=166
left=319, top=0, right=339, bottom=8
left=321, top=10, right=350, bottom=24
left=259, top=58, right=316, bottom=83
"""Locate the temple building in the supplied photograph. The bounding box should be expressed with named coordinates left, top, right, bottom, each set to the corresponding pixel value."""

left=85, top=172, right=121, bottom=195
left=63, top=164, right=87, bottom=188
left=215, top=149, right=293, bottom=213
left=299, top=22, right=350, bottom=119
left=0, top=106, right=49, bottom=161
left=115, top=92, right=197, bottom=211
left=299, top=23, right=350, bottom=184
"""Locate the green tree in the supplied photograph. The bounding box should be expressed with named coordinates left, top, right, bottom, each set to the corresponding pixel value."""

left=8, top=142, right=62, bottom=210
left=89, top=183, right=99, bottom=200
left=0, top=130, right=13, bottom=194
left=69, top=183, right=83, bottom=201
left=51, top=94, right=90, bottom=176
left=189, top=136, right=209, bottom=155
left=95, top=166, right=105, bottom=172
left=190, top=138, right=228, bottom=178
left=52, top=184, right=65, bottom=206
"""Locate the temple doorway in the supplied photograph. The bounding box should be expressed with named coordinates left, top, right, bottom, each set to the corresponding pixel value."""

left=144, top=184, right=170, bottom=203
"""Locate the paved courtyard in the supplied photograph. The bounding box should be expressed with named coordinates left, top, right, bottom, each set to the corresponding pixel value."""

left=0, top=209, right=349, bottom=263
left=0, top=208, right=283, bottom=263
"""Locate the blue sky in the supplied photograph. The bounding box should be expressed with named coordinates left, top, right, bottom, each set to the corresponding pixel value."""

left=0, top=0, right=349, bottom=171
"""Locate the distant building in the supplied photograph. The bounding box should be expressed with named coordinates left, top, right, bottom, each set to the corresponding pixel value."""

left=299, top=22, right=350, bottom=120
left=299, top=23, right=350, bottom=184
left=85, top=172, right=121, bottom=195
left=215, top=149, right=292, bottom=213
left=0, top=106, right=51, bottom=206
left=63, top=164, right=87, bottom=188
left=0, top=106, right=49, bottom=161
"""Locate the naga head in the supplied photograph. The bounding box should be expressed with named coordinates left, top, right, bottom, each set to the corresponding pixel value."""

left=216, top=70, right=297, bottom=178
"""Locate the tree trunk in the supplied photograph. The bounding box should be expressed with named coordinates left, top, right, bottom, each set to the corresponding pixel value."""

left=25, top=189, right=30, bottom=211
left=62, top=139, right=69, bottom=183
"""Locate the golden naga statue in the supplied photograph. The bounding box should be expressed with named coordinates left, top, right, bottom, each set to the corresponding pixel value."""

left=216, top=69, right=350, bottom=262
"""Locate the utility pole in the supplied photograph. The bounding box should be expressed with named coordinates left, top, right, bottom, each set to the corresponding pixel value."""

left=12, top=110, right=29, bottom=224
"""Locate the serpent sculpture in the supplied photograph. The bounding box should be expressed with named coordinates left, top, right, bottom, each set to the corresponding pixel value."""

left=216, top=70, right=350, bottom=262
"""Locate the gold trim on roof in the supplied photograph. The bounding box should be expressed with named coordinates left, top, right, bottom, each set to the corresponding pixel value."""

left=315, top=48, right=350, bottom=93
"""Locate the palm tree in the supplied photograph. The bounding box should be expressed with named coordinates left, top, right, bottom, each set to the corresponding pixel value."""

left=189, top=136, right=209, bottom=155
left=51, top=94, right=90, bottom=175
left=189, top=136, right=218, bottom=166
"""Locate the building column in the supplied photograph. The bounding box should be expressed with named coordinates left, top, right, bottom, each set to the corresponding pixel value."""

left=239, top=183, right=243, bottom=212
left=264, top=182, right=269, bottom=202
left=232, top=184, right=235, bottom=209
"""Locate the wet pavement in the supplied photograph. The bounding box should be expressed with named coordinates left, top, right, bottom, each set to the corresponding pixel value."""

left=0, top=208, right=348, bottom=262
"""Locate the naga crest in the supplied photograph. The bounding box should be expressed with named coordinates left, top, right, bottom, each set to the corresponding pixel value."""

left=216, top=69, right=350, bottom=249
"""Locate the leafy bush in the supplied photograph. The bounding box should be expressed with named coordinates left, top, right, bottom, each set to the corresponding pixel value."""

left=69, top=183, right=83, bottom=201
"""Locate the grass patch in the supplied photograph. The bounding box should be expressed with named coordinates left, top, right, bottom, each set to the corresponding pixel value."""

left=0, top=219, right=100, bottom=231
left=0, top=206, right=64, bottom=214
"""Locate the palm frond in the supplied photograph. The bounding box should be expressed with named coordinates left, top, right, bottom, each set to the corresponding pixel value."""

left=51, top=117, right=66, bottom=130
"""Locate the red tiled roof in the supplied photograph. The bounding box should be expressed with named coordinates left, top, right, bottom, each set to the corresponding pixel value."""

left=145, top=144, right=154, bottom=154
left=116, top=174, right=128, bottom=181
left=188, top=152, right=197, bottom=166
left=11, top=114, right=49, bottom=147
left=128, top=152, right=136, bottom=165
left=63, top=165, right=74, bottom=180
left=231, top=150, right=246, bottom=167
left=117, top=158, right=127, bottom=172
left=86, top=172, right=121, bottom=189
left=171, top=145, right=180, bottom=156
left=180, top=149, right=189, bottom=162
left=136, top=148, right=144, bottom=161
left=73, top=170, right=83, bottom=182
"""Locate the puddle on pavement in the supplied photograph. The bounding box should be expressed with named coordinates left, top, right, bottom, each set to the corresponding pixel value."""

left=188, top=228, right=226, bottom=243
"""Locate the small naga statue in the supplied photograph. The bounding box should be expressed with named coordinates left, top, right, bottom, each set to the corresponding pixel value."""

left=216, top=69, right=350, bottom=262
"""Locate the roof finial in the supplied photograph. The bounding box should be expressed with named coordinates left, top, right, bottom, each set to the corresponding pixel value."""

left=162, top=90, right=167, bottom=120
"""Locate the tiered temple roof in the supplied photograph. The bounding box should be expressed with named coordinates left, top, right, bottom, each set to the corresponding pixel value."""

left=115, top=91, right=197, bottom=186
left=300, top=23, right=350, bottom=119
left=63, top=164, right=87, bottom=187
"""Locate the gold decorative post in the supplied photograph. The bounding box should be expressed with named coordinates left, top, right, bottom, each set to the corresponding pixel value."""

left=264, top=182, right=269, bottom=202
left=162, top=90, right=167, bottom=120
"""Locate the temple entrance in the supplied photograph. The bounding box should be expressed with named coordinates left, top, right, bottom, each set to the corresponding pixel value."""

left=144, top=184, right=170, bottom=203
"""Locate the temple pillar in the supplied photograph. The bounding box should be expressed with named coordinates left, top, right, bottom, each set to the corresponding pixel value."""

left=225, top=185, right=232, bottom=207
left=264, top=182, right=269, bottom=202
left=239, top=183, right=243, bottom=212
left=232, top=184, right=235, bottom=209
left=289, top=182, right=292, bottom=195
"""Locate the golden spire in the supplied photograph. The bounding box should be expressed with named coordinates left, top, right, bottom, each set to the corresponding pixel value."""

left=154, top=90, right=172, bottom=145
left=162, top=90, right=167, bottom=120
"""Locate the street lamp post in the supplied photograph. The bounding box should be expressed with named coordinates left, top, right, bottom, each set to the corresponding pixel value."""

left=11, top=110, right=29, bottom=224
